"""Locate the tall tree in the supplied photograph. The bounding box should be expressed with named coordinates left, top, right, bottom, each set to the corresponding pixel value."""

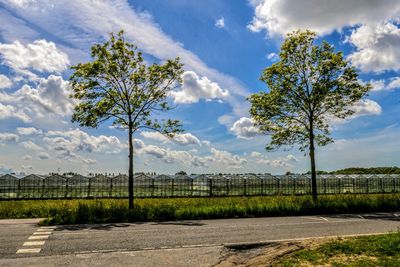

left=70, top=31, right=184, bottom=209
left=249, top=30, right=370, bottom=201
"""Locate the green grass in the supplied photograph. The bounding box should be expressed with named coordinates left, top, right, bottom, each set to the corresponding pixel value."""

left=278, top=231, right=400, bottom=266
left=0, top=194, right=399, bottom=225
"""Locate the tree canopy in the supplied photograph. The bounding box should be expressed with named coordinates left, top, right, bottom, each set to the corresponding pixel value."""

left=70, top=30, right=184, bottom=208
left=249, top=30, right=370, bottom=200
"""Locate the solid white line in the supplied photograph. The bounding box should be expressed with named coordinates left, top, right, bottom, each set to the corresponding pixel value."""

left=28, top=235, right=49, bottom=240
left=33, top=231, right=52, bottom=235
left=16, top=248, right=41, bottom=254
left=23, top=241, right=45, bottom=246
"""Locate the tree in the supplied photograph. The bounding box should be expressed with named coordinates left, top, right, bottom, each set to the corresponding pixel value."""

left=249, top=30, right=370, bottom=201
left=70, top=31, right=184, bottom=209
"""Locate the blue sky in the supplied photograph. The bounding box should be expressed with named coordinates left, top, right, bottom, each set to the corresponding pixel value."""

left=0, top=0, right=399, bottom=175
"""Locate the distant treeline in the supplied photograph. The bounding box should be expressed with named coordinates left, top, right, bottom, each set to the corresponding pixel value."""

left=307, top=167, right=400, bottom=175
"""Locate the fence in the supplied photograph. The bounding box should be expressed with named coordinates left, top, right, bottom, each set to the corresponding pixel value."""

left=0, top=173, right=399, bottom=200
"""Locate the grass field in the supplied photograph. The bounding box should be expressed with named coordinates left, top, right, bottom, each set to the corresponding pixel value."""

left=277, top=232, right=400, bottom=266
left=1, top=193, right=400, bottom=225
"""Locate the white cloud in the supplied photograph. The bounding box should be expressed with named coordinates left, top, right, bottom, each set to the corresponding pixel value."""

left=172, top=133, right=201, bottom=146
left=22, top=155, right=32, bottom=160
left=351, top=99, right=382, bottom=117
left=230, top=117, right=260, bottom=140
left=171, top=71, right=230, bottom=104
left=38, top=151, right=49, bottom=160
left=250, top=151, right=298, bottom=167
left=44, top=128, right=124, bottom=155
left=20, top=140, right=43, bottom=151
left=266, top=52, right=278, bottom=61
left=248, top=0, right=400, bottom=36
left=210, top=148, right=247, bottom=168
left=369, top=77, right=400, bottom=92
left=140, top=144, right=208, bottom=167
left=3, top=0, right=249, bottom=115
left=140, top=131, right=201, bottom=146
left=0, top=103, right=31, bottom=122
left=0, top=8, right=39, bottom=43
left=0, top=132, right=19, bottom=142
left=0, top=39, right=69, bottom=79
left=369, top=79, right=386, bottom=91
left=347, top=22, right=400, bottom=73
left=215, top=17, right=225, bottom=28
left=0, top=74, right=12, bottom=89
left=388, top=77, right=400, bottom=89
left=16, top=127, right=42, bottom=135
left=12, top=75, right=75, bottom=116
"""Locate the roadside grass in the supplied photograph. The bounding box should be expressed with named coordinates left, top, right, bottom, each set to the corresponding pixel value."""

left=277, top=231, right=400, bottom=266
left=0, top=194, right=399, bottom=225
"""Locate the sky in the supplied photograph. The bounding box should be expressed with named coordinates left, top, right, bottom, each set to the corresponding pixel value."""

left=0, top=0, right=399, bottom=175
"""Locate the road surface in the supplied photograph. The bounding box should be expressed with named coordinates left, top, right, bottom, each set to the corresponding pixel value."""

left=0, top=212, right=399, bottom=266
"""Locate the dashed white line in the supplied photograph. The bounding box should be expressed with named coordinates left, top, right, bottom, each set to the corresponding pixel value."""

left=28, top=235, right=49, bottom=240
left=23, top=241, right=46, bottom=246
left=16, top=226, right=56, bottom=254
left=16, top=248, right=41, bottom=254
left=33, top=231, right=52, bottom=235
left=36, top=228, right=53, bottom=232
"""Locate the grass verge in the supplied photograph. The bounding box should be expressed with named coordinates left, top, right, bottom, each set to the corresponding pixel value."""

left=0, top=194, right=399, bottom=225
left=277, top=232, right=400, bottom=266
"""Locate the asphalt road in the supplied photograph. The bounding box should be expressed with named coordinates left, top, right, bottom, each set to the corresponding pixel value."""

left=1, top=212, right=400, bottom=266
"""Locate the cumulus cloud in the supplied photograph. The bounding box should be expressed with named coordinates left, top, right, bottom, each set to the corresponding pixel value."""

left=248, top=0, right=400, bottom=36
left=171, top=71, right=230, bottom=104
left=351, top=99, right=382, bottom=117
left=369, top=77, right=400, bottom=92
left=347, top=22, right=400, bottom=73
left=0, top=39, right=69, bottom=79
left=20, top=141, right=43, bottom=151
left=250, top=151, right=298, bottom=167
left=0, top=103, right=31, bottom=122
left=16, top=127, right=42, bottom=135
left=215, top=17, right=225, bottom=28
left=0, top=74, right=12, bottom=89
left=12, top=75, right=75, bottom=116
left=140, top=131, right=201, bottom=146
left=230, top=117, right=260, bottom=140
left=44, top=128, right=124, bottom=155
left=139, top=144, right=208, bottom=167
left=0, top=132, right=19, bottom=142
left=2, top=0, right=248, bottom=117
left=210, top=148, right=247, bottom=168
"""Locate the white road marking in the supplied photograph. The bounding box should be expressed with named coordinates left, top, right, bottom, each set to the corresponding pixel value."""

left=40, top=226, right=56, bottom=229
left=33, top=231, right=52, bottom=235
left=37, top=228, right=54, bottom=232
left=319, top=217, right=329, bottom=222
left=28, top=235, right=49, bottom=240
left=23, top=241, right=46, bottom=246
left=16, top=248, right=41, bottom=254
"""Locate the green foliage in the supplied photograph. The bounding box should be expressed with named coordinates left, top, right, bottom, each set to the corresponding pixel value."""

left=249, top=30, right=370, bottom=152
left=1, top=194, right=400, bottom=225
left=70, top=30, right=184, bottom=134
left=278, top=232, right=400, bottom=266
left=331, top=167, right=400, bottom=175
left=69, top=30, right=184, bottom=208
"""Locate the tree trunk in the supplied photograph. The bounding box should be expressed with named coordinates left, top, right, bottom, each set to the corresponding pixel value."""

left=128, top=125, right=134, bottom=209
left=309, top=129, right=318, bottom=202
